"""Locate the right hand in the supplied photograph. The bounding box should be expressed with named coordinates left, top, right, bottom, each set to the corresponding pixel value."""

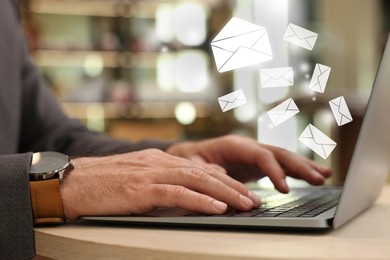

left=60, top=149, right=260, bottom=220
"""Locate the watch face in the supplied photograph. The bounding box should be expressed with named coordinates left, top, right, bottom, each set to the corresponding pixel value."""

left=30, top=152, right=70, bottom=180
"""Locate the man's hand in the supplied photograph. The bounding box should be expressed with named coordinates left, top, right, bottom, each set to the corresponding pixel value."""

left=61, top=135, right=331, bottom=220
left=61, top=149, right=260, bottom=220
left=166, top=135, right=332, bottom=193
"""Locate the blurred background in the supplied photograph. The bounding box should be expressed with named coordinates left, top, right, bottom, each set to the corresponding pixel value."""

left=18, top=0, right=390, bottom=185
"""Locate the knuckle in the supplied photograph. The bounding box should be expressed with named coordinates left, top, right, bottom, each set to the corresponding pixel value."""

left=230, top=179, right=248, bottom=193
left=144, top=148, right=165, bottom=158
left=188, top=167, right=209, bottom=182
left=195, top=194, right=213, bottom=206
left=199, top=163, right=218, bottom=174
left=125, top=184, right=156, bottom=213
left=225, top=134, right=241, bottom=145
left=222, top=185, right=238, bottom=199
left=148, top=184, right=168, bottom=199
left=171, top=186, right=187, bottom=199
left=277, top=147, right=290, bottom=158
left=261, top=149, right=275, bottom=161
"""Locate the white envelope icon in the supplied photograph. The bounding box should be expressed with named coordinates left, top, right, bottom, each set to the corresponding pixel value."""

left=329, top=96, right=353, bottom=126
left=218, top=89, right=247, bottom=112
left=211, top=17, right=273, bottom=73
left=308, top=63, right=331, bottom=93
left=299, top=124, right=337, bottom=159
left=284, top=23, right=318, bottom=51
left=267, top=98, right=299, bottom=126
left=260, top=67, right=294, bottom=88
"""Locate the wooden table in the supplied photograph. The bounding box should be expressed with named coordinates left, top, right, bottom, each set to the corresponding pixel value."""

left=35, top=185, right=390, bottom=259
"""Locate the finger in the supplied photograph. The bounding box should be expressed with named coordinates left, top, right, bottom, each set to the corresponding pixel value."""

left=307, top=160, right=332, bottom=178
left=205, top=166, right=261, bottom=207
left=206, top=163, right=228, bottom=175
left=268, top=147, right=329, bottom=185
left=155, top=166, right=255, bottom=211
left=226, top=144, right=289, bottom=193
left=216, top=138, right=289, bottom=193
left=286, top=152, right=332, bottom=178
left=253, top=150, right=289, bottom=193
left=148, top=184, right=228, bottom=214
left=283, top=168, right=325, bottom=185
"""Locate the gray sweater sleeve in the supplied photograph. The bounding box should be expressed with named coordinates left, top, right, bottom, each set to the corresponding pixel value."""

left=0, top=153, right=35, bottom=259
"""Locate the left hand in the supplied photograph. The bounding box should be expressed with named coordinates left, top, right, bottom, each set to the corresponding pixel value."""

left=166, top=135, right=332, bottom=193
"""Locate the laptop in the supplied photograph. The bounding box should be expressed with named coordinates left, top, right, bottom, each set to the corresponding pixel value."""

left=83, top=37, right=390, bottom=230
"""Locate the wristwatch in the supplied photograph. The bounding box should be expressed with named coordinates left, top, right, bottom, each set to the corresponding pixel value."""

left=29, top=152, right=74, bottom=225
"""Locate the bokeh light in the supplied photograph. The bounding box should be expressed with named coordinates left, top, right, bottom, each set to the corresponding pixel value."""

left=84, top=53, right=103, bottom=77
left=174, top=3, right=206, bottom=46
left=175, top=102, right=197, bottom=125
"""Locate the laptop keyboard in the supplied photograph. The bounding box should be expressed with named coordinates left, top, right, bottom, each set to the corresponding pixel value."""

left=198, top=187, right=341, bottom=218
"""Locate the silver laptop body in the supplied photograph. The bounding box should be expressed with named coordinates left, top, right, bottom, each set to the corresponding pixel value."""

left=83, top=37, right=390, bottom=230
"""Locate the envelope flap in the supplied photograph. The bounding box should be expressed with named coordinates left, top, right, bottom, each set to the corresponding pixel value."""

left=338, top=97, right=352, bottom=118
left=251, top=31, right=272, bottom=55
left=318, top=64, right=331, bottom=74
left=299, top=126, right=312, bottom=139
left=268, top=100, right=290, bottom=115
left=212, top=17, right=265, bottom=42
left=219, top=46, right=273, bottom=73
left=211, top=30, right=267, bottom=53
left=261, top=67, right=293, bottom=80
left=287, top=99, right=298, bottom=110
left=218, top=90, right=243, bottom=103
left=211, top=46, right=233, bottom=70
left=330, top=96, right=353, bottom=120
left=318, top=68, right=331, bottom=84
left=330, top=96, right=342, bottom=107
left=284, top=25, right=296, bottom=38
left=287, top=23, right=318, bottom=39
left=308, top=63, right=331, bottom=93
left=309, top=125, right=336, bottom=146
left=268, top=98, right=297, bottom=115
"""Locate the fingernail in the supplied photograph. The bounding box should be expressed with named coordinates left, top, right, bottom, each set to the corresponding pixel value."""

left=248, top=191, right=261, bottom=207
left=240, top=194, right=254, bottom=208
left=313, top=170, right=325, bottom=181
left=212, top=200, right=227, bottom=212
left=313, top=170, right=324, bottom=177
left=323, top=167, right=332, bottom=177
left=282, top=179, right=289, bottom=193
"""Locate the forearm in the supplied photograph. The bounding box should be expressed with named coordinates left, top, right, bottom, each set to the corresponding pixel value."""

left=56, top=123, right=175, bottom=156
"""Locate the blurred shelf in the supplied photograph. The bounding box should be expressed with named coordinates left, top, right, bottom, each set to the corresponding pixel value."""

left=32, top=50, right=120, bottom=67
left=29, top=0, right=119, bottom=17
left=25, top=0, right=216, bottom=124
left=31, top=50, right=162, bottom=68
left=61, top=101, right=212, bottom=119
left=29, top=0, right=174, bottom=18
left=127, top=52, right=159, bottom=68
left=129, top=1, right=174, bottom=19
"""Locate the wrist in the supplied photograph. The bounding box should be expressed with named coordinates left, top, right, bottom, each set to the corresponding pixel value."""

left=60, top=157, right=84, bottom=220
left=29, top=152, right=73, bottom=225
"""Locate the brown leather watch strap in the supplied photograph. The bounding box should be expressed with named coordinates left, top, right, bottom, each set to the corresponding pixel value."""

left=29, top=178, right=65, bottom=225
